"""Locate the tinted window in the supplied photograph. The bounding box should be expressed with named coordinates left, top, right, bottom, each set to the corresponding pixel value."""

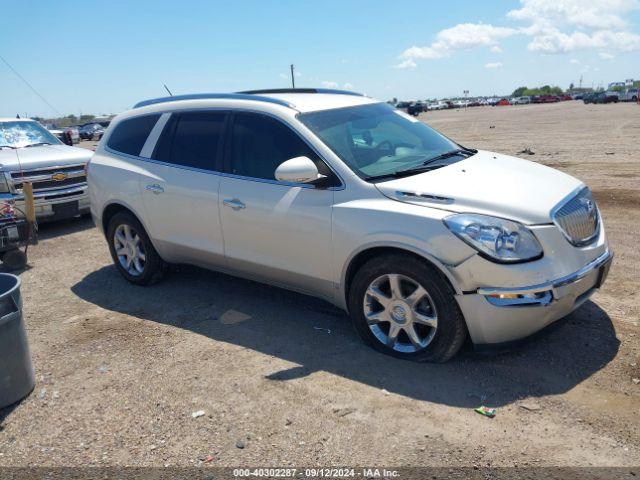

left=230, top=113, right=324, bottom=180
left=153, top=111, right=226, bottom=171
left=107, top=114, right=160, bottom=156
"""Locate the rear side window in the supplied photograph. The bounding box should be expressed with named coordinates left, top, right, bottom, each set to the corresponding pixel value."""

left=107, top=114, right=160, bottom=156
left=229, top=113, right=321, bottom=180
left=153, top=111, right=226, bottom=171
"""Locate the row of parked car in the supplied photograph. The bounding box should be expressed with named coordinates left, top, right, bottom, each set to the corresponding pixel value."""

left=395, top=94, right=576, bottom=115
left=45, top=122, right=108, bottom=146
left=583, top=88, right=639, bottom=104
left=396, top=88, right=639, bottom=115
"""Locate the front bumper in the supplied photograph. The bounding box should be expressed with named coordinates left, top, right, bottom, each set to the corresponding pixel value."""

left=456, top=250, right=613, bottom=345
left=1, top=184, right=90, bottom=222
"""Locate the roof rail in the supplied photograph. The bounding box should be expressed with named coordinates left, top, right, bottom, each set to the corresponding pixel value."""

left=133, top=93, right=294, bottom=109
left=240, top=88, right=365, bottom=97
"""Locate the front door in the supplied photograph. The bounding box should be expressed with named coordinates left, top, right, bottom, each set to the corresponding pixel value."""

left=219, top=112, right=336, bottom=297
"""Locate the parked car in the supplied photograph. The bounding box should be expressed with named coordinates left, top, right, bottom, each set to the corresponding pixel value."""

left=583, top=93, right=597, bottom=104
left=50, top=125, right=80, bottom=145
left=0, top=118, right=91, bottom=221
left=496, top=98, right=510, bottom=106
left=592, top=91, right=619, bottom=104
left=619, top=88, right=638, bottom=102
left=510, top=96, right=531, bottom=105
left=89, top=89, right=612, bottom=362
left=79, top=123, right=105, bottom=140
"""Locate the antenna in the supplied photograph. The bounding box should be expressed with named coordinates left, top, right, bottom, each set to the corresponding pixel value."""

left=163, top=84, right=173, bottom=96
left=290, top=64, right=295, bottom=89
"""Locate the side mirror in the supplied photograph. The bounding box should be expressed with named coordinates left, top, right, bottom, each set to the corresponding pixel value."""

left=275, top=156, right=323, bottom=184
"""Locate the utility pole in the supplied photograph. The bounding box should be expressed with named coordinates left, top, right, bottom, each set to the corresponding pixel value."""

left=290, top=64, right=295, bottom=89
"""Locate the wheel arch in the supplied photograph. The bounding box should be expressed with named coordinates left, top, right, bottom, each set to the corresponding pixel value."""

left=101, top=201, right=149, bottom=239
left=341, top=243, right=462, bottom=311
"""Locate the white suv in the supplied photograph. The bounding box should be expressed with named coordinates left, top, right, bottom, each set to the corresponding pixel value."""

left=88, top=89, right=612, bottom=362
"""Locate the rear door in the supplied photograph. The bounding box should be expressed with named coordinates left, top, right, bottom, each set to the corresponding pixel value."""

left=138, top=110, right=228, bottom=266
left=218, top=112, right=337, bottom=296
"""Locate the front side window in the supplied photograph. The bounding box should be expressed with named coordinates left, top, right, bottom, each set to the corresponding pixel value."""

left=299, top=103, right=465, bottom=180
left=108, top=114, right=160, bottom=156
left=229, top=113, right=327, bottom=181
left=153, top=111, right=226, bottom=171
left=0, top=121, right=61, bottom=149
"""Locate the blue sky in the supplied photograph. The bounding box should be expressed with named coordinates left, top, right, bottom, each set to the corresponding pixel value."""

left=1, top=0, right=639, bottom=117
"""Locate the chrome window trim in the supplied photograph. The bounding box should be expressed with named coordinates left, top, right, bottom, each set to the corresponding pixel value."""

left=104, top=106, right=346, bottom=191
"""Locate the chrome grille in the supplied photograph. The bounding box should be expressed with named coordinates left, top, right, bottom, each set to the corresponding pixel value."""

left=9, top=164, right=86, bottom=194
left=552, top=187, right=599, bottom=246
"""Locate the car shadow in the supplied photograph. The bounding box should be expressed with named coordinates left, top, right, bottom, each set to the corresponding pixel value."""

left=71, top=265, right=619, bottom=408
left=36, top=215, right=94, bottom=241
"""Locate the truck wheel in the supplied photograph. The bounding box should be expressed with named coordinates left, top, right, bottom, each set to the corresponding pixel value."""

left=107, top=212, right=164, bottom=285
left=348, top=253, right=467, bottom=362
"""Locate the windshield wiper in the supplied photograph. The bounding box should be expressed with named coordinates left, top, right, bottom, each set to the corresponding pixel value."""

left=24, top=142, right=52, bottom=147
left=364, top=164, right=444, bottom=181
left=422, top=148, right=472, bottom=166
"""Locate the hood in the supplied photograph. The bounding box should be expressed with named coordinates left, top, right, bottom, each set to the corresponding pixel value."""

left=375, top=150, right=583, bottom=225
left=0, top=144, right=92, bottom=172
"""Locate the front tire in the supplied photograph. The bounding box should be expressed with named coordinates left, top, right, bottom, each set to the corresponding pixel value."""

left=107, top=212, right=164, bottom=285
left=348, top=253, right=466, bottom=362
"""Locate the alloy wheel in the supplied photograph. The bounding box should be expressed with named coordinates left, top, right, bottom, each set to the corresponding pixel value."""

left=363, top=273, right=438, bottom=353
left=113, top=224, right=146, bottom=277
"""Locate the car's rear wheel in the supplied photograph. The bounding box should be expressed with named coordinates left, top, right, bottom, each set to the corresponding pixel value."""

left=107, top=212, right=164, bottom=285
left=348, top=253, right=466, bottom=362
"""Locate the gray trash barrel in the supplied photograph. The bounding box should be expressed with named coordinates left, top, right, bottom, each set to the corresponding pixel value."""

left=0, top=274, right=35, bottom=409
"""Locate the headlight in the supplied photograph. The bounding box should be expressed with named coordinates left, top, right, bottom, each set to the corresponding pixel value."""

left=444, top=214, right=543, bottom=263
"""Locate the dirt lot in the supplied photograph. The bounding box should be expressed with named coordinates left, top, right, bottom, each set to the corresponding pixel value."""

left=0, top=101, right=638, bottom=468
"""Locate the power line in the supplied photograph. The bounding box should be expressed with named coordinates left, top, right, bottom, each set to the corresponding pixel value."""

left=0, top=54, right=62, bottom=116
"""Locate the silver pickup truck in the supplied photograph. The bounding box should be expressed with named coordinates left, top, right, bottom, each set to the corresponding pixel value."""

left=0, top=118, right=92, bottom=221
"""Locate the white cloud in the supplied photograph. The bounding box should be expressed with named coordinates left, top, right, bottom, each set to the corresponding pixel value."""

left=399, top=23, right=517, bottom=61
left=485, top=62, right=503, bottom=69
left=599, top=52, right=615, bottom=59
left=570, top=58, right=580, bottom=64
left=397, top=0, right=640, bottom=66
left=321, top=81, right=339, bottom=88
left=526, top=28, right=640, bottom=53
left=343, top=82, right=354, bottom=89
left=394, top=58, right=418, bottom=69
left=507, top=0, right=638, bottom=31
left=279, top=73, right=288, bottom=79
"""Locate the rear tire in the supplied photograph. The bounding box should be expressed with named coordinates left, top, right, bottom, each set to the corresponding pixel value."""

left=106, top=212, right=164, bottom=285
left=348, top=253, right=467, bottom=362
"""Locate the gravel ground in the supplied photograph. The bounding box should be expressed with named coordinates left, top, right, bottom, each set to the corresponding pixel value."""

left=0, top=101, right=638, bottom=468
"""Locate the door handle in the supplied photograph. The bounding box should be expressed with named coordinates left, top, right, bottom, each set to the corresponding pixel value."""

left=145, top=184, right=164, bottom=194
left=223, top=198, right=246, bottom=211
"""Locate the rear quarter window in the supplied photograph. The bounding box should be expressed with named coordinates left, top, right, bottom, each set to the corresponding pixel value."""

left=107, top=114, right=161, bottom=156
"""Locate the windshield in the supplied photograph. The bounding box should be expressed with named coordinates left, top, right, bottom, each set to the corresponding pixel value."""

left=299, top=103, right=463, bottom=179
left=0, top=121, right=61, bottom=149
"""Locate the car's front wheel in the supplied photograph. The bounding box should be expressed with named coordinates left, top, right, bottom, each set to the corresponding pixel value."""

left=107, top=212, right=164, bottom=285
left=348, top=253, right=467, bottom=362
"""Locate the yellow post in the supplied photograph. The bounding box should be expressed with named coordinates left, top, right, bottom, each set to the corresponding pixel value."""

left=22, top=182, right=36, bottom=224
